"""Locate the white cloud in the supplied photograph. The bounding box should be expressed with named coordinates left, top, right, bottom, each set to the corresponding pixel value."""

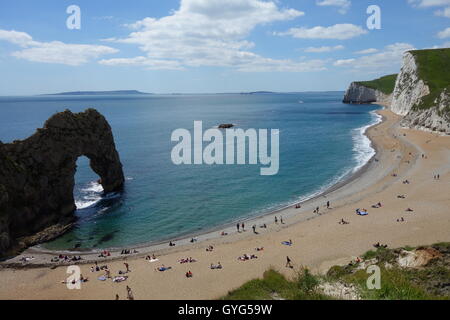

left=101, top=0, right=324, bottom=72
left=408, top=0, right=450, bottom=18
left=354, top=48, right=379, bottom=54
left=333, top=43, right=416, bottom=71
left=334, top=58, right=355, bottom=66
left=408, top=0, right=450, bottom=7
left=437, top=27, right=450, bottom=38
left=435, top=6, right=450, bottom=16
left=276, top=24, right=367, bottom=40
left=304, top=45, right=344, bottom=53
left=316, top=0, right=351, bottom=14
left=428, top=41, right=450, bottom=48
left=0, top=29, right=118, bottom=66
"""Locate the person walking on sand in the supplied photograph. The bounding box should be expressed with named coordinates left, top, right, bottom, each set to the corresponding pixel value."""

left=124, top=262, right=130, bottom=273
left=275, top=216, right=278, bottom=224
left=126, top=286, right=134, bottom=300
left=236, top=223, right=240, bottom=232
left=327, top=201, right=330, bottom=209
left=241, top=223, right=245, bottom=231
left=280, top=216, right=284, bottom=224
left=286, top=256, right=293, bottom=268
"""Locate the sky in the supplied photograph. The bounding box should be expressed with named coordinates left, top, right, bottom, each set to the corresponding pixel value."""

left=0, top=0, right=449, bottom=95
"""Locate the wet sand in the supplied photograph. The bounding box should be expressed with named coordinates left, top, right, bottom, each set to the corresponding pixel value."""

left=1, top=109, right=449, bottom=300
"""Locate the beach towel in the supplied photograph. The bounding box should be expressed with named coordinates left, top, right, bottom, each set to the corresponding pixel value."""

left=148, top=258, right=159, bottom=263
left=282, top=241, right=293, bottom=246
left=358, top=211, right=368, bottom=216
left=158, top=267, right=172, bottom=272
left=112, top=276, right=128, bottom=283
left=97, top=276, right=107, bottom=281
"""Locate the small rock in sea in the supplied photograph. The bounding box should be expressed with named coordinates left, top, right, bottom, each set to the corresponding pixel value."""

left=218, top=124, right=234, bottom=129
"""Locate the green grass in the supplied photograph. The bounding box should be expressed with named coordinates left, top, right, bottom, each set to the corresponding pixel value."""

left=223, top=243, right=450, bottom=300
left=409, top=48, right=450, bottom=113
left=223, top=268, right=330, bottom=300
left=356, top=74, right=398, bottom=95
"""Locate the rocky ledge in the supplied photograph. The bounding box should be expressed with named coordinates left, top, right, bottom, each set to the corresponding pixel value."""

left=0, top=109, right=124, bottom=257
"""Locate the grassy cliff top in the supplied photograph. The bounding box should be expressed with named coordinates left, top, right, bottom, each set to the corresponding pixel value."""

left=355, top=74, right=398, bottom=95
left=410, top=48, right=450, bottom=111
left=223, top=242, right=450, bottom=300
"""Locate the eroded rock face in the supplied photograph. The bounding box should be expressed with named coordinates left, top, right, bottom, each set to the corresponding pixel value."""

left=343, top=82, right=392, bottom=106
left=0, top=109, right=124, bottom=257
left=391, top=52, right=430, bottom=116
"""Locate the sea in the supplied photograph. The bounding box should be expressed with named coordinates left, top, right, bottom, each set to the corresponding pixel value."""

left=0, top=92, right=381, bottom=250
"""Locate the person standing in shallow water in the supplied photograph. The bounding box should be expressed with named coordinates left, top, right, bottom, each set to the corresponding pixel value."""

left=236, top=223, right=240, bottom=232
left=241, top=223, right=245, bottom=231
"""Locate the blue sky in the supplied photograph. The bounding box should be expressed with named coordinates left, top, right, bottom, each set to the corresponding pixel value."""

left=0, top=0, right=449, bottom=95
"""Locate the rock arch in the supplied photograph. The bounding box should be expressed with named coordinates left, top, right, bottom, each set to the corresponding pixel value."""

left=0, top=109, right=124, bottom=256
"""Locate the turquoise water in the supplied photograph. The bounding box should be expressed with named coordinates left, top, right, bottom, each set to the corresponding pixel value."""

left=0, top=93, right=380, bottom=250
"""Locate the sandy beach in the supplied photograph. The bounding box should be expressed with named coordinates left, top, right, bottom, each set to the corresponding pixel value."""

left=1, top=108, right=449, bottom=300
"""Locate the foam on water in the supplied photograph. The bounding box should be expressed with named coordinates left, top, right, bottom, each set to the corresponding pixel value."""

left=75, top=181, right=104, bottom=210
left=351, top=110, right=382, bottom=173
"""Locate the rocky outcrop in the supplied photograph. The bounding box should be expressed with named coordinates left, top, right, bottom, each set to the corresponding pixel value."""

left=392, top=52, right=450, bottom=134
left=0, top=109, right=124, bottom=257
left=343, top=49, right=449, bottom=135
left=343, top=82, right=392, bottom=105
left=390, top=52, right=430, bottom=116
left=401, top=90, right=450, bottom=134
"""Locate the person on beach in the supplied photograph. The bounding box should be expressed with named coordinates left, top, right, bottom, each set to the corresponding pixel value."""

left=126, top=286, right=134, bottom=300
left=280, top=217, right=284, bottom=224
left=237, top=223, right=240, bottom=232
left=327, top=201, right=330, bottom=209
left=124, top=262, right=130, bottom=273
left=241, top=223, right=245, bottom=231
left=286, top=256, right=293, bottom=268
left=252, top=225, right=257, bottom=234
left=169, top=241, right=176, bottom=247
left=275, top=216, right=278, bottom=224
left=186, top=271, right=193, bottom=278
left=115, top=294, right=119, bottom=300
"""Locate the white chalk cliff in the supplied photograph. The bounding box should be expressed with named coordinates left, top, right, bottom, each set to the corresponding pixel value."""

left=343, top=82, right=392, bottom=106
left=344, top=50, right=449, bottom=135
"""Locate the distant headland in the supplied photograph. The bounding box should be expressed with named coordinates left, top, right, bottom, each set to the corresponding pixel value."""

left=44, top=90, right=152, bottom=96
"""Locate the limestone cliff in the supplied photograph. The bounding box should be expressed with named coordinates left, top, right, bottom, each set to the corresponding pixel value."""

left=343, top=48, right=450, bottom=135
left=343, top=82, right=392, bottom=105
left=0, top=109, right=124, bottom=257
left=391, top=50, right=450, bottom=134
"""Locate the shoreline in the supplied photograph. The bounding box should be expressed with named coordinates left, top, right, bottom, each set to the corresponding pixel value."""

left=1, top=108, right=450, bottom=299
left=1, top=106, right=390, bottom=267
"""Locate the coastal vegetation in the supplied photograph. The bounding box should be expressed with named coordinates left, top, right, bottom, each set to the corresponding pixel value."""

left=223, top=243, right=450, bottom=300
left=355, top=74, right=398, bottom=95
left=410, top=48, right=450, bottom=113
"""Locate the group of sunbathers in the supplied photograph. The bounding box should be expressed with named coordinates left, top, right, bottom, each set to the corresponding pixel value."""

left=179, top=257, right=197, bottom=264
left=52, top=255, right=82, bottom=263
left=238, top=254, right=258, bottom=261
left=373, top=242, right=388, bottom=249
left=372, top=202, right=382, bottom=208
left=210, top=262, right=223, bottom=269
left=98, top=250, right=111, bottom=258
left=121, top=249, right=138, bottom=255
